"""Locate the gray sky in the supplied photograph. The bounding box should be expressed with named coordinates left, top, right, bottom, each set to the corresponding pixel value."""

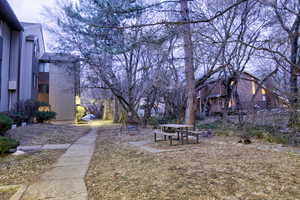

left=7, top=0, right=58, bottom=50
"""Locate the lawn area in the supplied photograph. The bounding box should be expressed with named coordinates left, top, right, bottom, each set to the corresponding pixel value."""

left=86, top=126, right=300, bottom=200
left=5, top=123, right=91, bottom=146
left=0, top=150, right=64, bottom=199
left=0, top=123, right=90, bottom=199
left=0, top=150, right=65, bottom=186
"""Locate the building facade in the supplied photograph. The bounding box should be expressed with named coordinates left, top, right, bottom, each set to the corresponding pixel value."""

left=0, top=0, right=23, bottom=111
left=39, top=53, right=80, bottom=121
left=0, top=0, right=80, bottom=121
left=197, top=72, right=281, bottom=115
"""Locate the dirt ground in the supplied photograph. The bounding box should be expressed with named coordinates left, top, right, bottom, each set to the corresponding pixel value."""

left=5, top=123, right=90, bottom=146
left=86, top=125, right=300, bottom=200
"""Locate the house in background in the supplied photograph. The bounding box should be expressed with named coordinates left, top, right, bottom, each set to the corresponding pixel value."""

left=196, top=72, right=281, bottom=115
left=0, top=0, right=80, bottom=121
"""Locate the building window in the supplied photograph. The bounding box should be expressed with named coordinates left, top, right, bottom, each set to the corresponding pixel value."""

left=39, top=63, right=49, bottom=72
left=262, top=88, right=266, bottom=101
left=251, top=81, right=256, bottom=95
left=32, top=74, right=38, bottom=89
left=229, top=98, right=234, bottom=108
left=8, top=91, right=15, bottom=110
left=38, top=84, right=49, bottom=94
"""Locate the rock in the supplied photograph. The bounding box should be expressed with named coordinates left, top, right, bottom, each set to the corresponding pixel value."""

left=280, top=128, right=292, bottom=134
left=238, top=138, right=252, bottom=144
left=8, top=148, right=17, bottom=153
left=12, top=150, right=26, bottom=156
left=244, top=139, right=252, bottom=144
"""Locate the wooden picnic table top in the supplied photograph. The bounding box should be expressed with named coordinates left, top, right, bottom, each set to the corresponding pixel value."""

left=159, top=124, right=193, bottom=129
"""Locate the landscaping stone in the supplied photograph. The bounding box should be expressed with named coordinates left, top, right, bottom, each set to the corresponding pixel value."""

left=17, top=144, right=71, bottom=152
left=12, top=150, right=26, bottom=156
left=17, top=145, right=42, bottom=151
left=42, top=144, right=71, bottom=150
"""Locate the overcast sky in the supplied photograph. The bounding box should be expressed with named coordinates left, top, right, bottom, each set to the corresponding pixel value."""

left=7, top=0, right=58, bottom=50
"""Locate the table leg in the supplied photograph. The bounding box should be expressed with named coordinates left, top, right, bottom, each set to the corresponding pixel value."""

left=169, top=136, right=172, bottom=145
left=186, top=132, right=189, bottom=144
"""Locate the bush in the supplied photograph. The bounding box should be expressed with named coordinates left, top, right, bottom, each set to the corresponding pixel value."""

left=75, top=106, right=86, bottom=123
left=4, top=112, right=26, bottom=126
left=148, top=115, right=178, bottom=128
left=36, top=111, right=56, bottom=123
left=0, top=136, right=19, bottom=154
left=0, top=114, right=13, bottom=135
left=13, top=99, right=49, bottom=123
left=196, top=120, right=223, bottom=130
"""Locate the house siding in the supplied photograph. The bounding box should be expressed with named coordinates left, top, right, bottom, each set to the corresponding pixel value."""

left=19, top=23, right=45, bottom=101
left=197, top=72, right=280, bottom=115
left=0, top=21, right=11, bottom=111
left=49, top=63, right=76, bottom=121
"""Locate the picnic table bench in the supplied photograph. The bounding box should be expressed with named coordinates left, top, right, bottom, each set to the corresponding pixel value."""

left=153, top=124, right=213, bottom=145
left=154, top=130, right=177, bottom=145
left=153, top=124, right=193, bottom=145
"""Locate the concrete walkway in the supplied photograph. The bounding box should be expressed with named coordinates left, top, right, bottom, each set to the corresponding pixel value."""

left=19, top=128, right=97, bottom=200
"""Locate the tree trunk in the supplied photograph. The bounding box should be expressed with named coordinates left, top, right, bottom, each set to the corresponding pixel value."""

left=180, top=0, right=196, bottom=125
left=113, top=97, right=119, bottom=123
left=103, top=99, right=113, bottom=120
left=288, top=32, right=300, bottom=128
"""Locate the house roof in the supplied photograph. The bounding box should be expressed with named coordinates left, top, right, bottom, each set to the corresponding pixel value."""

left=0, top=0, right=23, bottom=31
left=39, top=53, right=81, bottom=63
left=21, top=22, right=46, bottom=54
left=196, top=71, right=260, bottom=89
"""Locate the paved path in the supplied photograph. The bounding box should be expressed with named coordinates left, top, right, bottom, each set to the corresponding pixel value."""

left=19, top=128, right=97, bottom=200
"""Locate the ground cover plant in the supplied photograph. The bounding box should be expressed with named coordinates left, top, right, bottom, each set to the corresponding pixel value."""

left=0, top=136, right=19, bottom=154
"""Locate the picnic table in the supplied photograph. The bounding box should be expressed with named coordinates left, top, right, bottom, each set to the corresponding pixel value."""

left=154, top=124, right=193, bottom=145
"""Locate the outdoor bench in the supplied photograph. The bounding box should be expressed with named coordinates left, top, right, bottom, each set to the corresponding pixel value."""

left=154, top=130, right=177, bottom=145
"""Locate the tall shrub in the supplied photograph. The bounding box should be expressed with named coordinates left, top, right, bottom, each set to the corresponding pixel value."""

left=0, top=114, right=13, bottom=135
left=13, top=99, right=49, bottom=123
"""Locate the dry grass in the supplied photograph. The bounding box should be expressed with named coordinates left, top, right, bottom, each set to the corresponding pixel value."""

left=86, top=126, right=300, bottom=200
left=0, top=188, right=17, bottom=200
left=5, top=123, right=90, bottom=145
left=0, top=150, right=64, bottom=186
